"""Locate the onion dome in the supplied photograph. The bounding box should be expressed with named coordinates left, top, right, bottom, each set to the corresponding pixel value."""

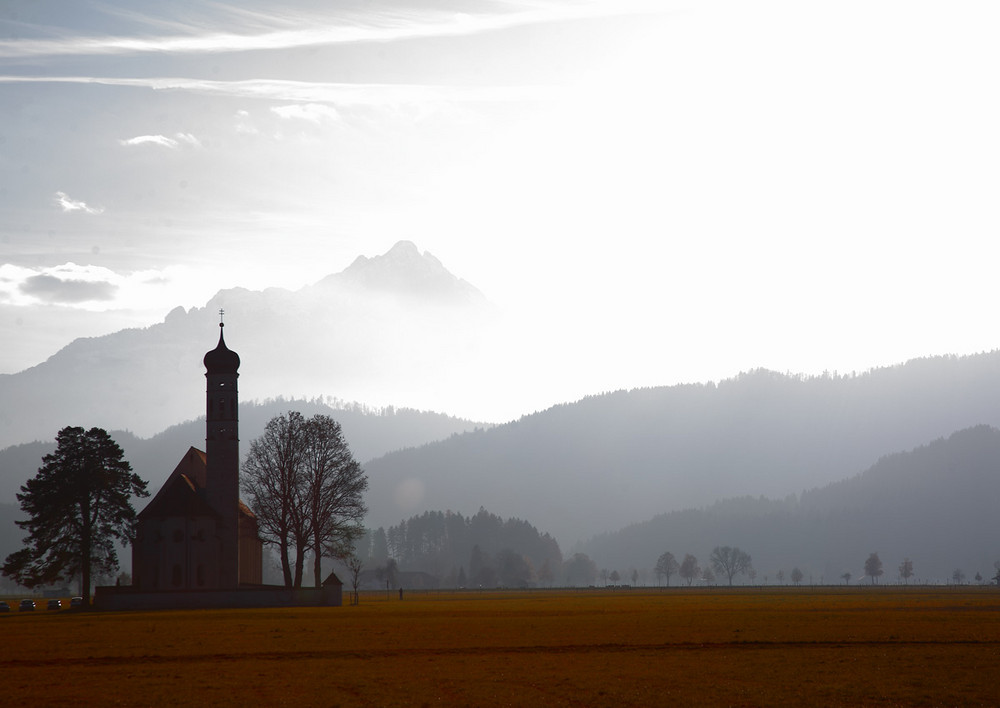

left=203, top=323, right=240, bottom=373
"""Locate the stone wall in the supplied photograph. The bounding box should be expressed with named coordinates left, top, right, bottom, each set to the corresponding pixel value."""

left=94, top=583, right=342, bottom=611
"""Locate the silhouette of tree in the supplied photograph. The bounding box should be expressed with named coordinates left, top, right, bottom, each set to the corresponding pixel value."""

left=2, top=427, right=148, bottom=606
left=790, top=567, right=804, bottom=585
left=864, top=552, right=883, bottom=584
left=655, top=551, right=679, bottom=586
left=898, top=558, right=914, bottom=584
left=841, top=571, right=852, bottom=585
left=346, top=554, right=364, bottom=605
left=709, top=545, right=752, bottom=586
left=243, top=412, right=367, bottom=588
left=679, top=554, right=699, bottom=586
left=301, top=415, right=367, bottom=588
left=952, top=568, right=965, bottom=585
left=242, top=412, right=307, bottom=587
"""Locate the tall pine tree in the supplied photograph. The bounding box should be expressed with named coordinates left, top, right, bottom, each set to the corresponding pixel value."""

left=2, top=427, right=148, bottom=605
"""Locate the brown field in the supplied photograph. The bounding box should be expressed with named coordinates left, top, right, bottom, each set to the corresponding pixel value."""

left=2, top=587, right=999, bottom=706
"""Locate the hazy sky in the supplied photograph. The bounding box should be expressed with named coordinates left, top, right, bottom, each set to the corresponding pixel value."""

left=2, top=0, right=999, bottom=422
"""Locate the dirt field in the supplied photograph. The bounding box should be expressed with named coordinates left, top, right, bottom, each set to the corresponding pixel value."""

left=2, top=587, right=998, bottom=706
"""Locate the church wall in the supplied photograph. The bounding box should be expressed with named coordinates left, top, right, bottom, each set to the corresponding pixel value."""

left=134, top=516, right=223, bottom=591
left=238, top=518, right=263, bottom=585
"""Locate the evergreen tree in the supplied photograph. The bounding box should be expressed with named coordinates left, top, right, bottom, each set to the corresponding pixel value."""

left=2, top=427, right=148, bottom=605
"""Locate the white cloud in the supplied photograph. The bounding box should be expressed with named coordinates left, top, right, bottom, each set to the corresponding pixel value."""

left=53, top=191, right=105, bottom=214
left=119, top=132, right=202, bottom=148
left=175, top=132, right=202, bottom=147
left=120, top=134, right=179, bottom=148
left=0, top=75, right=556, bottom=107
left=271, top=103, right=340, bottom=123
left=0, top=1, right=672, bottom=59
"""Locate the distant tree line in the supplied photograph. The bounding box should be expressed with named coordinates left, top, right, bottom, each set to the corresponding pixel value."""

left=356, top=508, right=563, bottom=588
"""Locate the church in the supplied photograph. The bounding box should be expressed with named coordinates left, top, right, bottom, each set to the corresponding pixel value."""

left=131, top=319, right=263, bottom=590
left=96, top=319, right=342, bottom=609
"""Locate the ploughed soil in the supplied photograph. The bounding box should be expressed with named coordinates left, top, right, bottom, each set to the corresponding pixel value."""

left=2, top=586, right=998, bottom=706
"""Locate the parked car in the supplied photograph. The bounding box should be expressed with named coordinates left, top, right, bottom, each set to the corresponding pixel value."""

left=0, top=600, right=10, bottom=612
left=70, top=596, right=84, bottom=609
left=46, top=599, right=61, bottom=610
left=18, top=599, right=35, bottom=611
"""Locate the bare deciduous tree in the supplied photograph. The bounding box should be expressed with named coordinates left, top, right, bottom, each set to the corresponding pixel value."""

left=709, top=545, right=752, bottom=586
left=243, top=412, right=367, bottom=589
left=243, top=412, right=307, bottom=587
left=302, top=415, right=368, bottom=588
left=679, top=553, right=699, bottom=586
left=898, top=558, right=914, bottom=584
left=347, top=553, right=364, bottom=605
left=655, top=551, right=679, bottom=586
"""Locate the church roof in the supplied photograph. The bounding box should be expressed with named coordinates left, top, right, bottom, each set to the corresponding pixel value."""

left=139, top=446, right=254, bottom=521
left=203, top=323, right=240, bottom=374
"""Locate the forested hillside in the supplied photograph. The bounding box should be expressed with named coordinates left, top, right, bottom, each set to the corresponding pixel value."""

left=364, top=353, right=1000, bottom=544
left=581, top=426, right=1000, bottom=583
left=356, top=508, right=563, bottom=588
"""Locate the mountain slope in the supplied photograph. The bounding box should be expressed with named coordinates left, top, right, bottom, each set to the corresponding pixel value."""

left=581, top=425, right=1000, bottom=582
left=363, top=354, right=1000, bottom=544
left=0, top=397, right=487, bottom=505
left=0, top=241, right=492, bottom=448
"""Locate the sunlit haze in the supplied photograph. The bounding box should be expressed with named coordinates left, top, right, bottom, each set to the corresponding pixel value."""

left=2, top=0, right=998, bottom=423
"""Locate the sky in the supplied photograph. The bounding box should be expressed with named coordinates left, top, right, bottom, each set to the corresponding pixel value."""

left=2, top=0, right=999, bottom=423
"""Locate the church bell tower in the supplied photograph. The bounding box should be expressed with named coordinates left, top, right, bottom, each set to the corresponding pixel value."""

left=203, top=311, right=241, bottom=589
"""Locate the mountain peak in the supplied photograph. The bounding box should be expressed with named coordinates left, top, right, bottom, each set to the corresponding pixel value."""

left=319, top=241, right=485, bottom=304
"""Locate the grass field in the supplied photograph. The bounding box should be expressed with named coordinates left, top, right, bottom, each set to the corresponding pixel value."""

left=2, top=587, right=999, bottom=706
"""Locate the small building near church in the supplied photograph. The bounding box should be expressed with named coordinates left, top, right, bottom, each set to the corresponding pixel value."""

left=95, top=320, right=341, bottom=610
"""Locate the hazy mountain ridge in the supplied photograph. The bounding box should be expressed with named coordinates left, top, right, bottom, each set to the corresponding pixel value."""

left=0, top=241, right=493, bottom=449
left=0, top=397, right=487, bottom=504
left=363, top=353, right=1000, bottom=545
left=580, top=425, right=1000, bottom=583
left=0, top=397, right=488, bottom=570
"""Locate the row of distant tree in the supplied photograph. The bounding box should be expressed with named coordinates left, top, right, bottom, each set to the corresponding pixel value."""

left=653, top=546, right=754, bottom=586
left=648, top=549, right=1000, bottom=587
left=355, top=508, right=564, bottom=587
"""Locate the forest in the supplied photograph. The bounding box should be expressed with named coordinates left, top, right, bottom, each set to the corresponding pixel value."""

left=355, top=508, right=564, bottom=588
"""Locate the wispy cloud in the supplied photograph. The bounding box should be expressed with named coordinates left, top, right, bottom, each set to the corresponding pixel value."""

left=0, top=75, right=558, bottom=106
left=0, top=1, right=670, bottom=59
left=271, top=103, right=340, bottom=123
left=119, top=132, right=202, bottom=148
left=54, top=191, right=104, bottom=214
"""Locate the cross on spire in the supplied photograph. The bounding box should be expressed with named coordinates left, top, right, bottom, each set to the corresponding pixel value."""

left=219, top=309, right=225, bottom=327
